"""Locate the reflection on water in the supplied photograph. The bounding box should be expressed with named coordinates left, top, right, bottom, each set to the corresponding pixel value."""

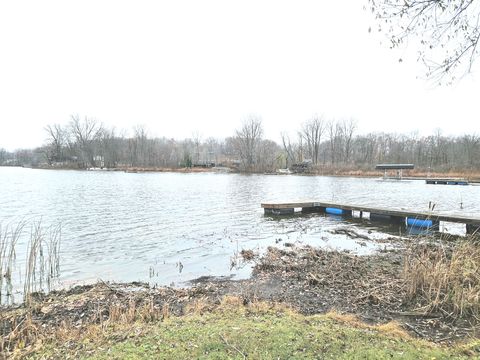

left=1, top=167, right=479, bottom=291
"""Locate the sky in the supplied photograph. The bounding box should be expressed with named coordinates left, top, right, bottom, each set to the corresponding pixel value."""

left=0, top=0, right=479, bottom=151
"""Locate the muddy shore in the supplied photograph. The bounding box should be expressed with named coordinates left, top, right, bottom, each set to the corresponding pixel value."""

left=2, top=238, right=479, bottom=358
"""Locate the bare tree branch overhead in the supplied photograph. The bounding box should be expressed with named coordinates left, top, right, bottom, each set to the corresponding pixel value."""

left=368, top=0, right=480, bottom=83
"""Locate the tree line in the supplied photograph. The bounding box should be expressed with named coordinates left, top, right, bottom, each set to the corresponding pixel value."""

left=1, top=115, right=479, bottom=173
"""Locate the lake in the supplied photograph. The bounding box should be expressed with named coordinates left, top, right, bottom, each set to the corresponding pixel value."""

left=1, top=166, right=479, bottom=296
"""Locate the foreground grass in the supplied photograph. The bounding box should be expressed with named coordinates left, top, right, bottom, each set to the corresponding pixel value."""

left=27, top=298, right=477, bottom=360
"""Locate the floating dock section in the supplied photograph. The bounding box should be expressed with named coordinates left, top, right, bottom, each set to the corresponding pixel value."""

left=261, top=201, right=480, bottom=235
left=425, top=178, right=469, bottom=185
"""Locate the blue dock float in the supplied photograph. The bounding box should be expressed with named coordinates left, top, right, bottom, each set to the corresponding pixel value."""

left=325, top=207, right=348, bottom=216
left=407, top=218, right=437, bottom=229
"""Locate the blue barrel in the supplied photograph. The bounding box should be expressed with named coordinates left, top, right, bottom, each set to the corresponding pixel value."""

left=325, top=207, right=345, bottom=215
left=407, top=218, right=433, bottom=228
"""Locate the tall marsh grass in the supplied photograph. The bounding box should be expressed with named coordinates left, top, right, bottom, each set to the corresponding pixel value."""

left=0, top=220, right=61, bottom=305
left=0, top=222, right=24, bottom=304
left=404, top=237, right=480, bottom=319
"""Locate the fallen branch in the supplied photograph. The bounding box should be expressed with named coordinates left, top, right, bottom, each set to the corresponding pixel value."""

left=329, top=228, right=370, bottom=241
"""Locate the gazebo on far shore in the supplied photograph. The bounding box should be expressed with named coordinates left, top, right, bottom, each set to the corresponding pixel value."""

left=375, top=164, right=415, bottom=180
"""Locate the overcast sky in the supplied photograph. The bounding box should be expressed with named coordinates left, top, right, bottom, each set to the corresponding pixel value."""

left=0, top=0, right=478, bottom=151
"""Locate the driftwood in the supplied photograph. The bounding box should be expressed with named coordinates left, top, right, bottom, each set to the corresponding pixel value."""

left=329, top=227, right=371, bottom=241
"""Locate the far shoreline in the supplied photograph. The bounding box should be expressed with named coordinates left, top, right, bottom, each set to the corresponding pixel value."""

left=5, top=164, right=480, bottom=181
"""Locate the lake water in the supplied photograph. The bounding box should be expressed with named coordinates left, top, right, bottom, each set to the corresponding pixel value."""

left=1, top=167, right=479, bottom=296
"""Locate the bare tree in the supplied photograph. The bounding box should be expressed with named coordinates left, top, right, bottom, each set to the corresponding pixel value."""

left=459, top=134, right=480, bottom=169
left=99, top=127, right=122, bottom=168
left=181, top=139, right=193, bottom=167
left=339, top=119, right=357, bottom=164
left=69, top=115, right=103, bottom=168
left=205, top=137, right=219, bottom=165
left=128, top=125, right=149, bottom=166
left=192, top=131, right=202, bottom=165
left=301, top=115, right=325, bottom=165
left=234, top=115, right=264, bottom=172
left=281, top=132, right=297, bottom=168
left=44, top=124, right=67, bottom=165
left=0, top=148, right=7, bottom=165
left=326, top=120, right=342, bottom=165
left=369, top=0, right=480, bottom=82
left=257, top=139, right=282, bottom=171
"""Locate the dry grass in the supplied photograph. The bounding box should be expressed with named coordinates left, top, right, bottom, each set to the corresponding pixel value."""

left=325, top=311, right=369, bottom=329
left=184, top=297, right=213, bottom=315
left=377, top=321, right=412, bottom=340
left=2, top=293, right=166, bottom=357
left=326, top=311, right=411, bottom=340
left=220, top=295, right=244, bottom=307
left=1, top=311, right=39, bottom=358
left=404, top=238, right=480, bottom=319
left=106, top=297, right=166, bottom=325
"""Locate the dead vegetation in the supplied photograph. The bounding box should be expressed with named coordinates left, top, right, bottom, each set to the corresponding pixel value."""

left=0, top=283, right=186, bottom=357
left=239, top=249, right=256, bottom=261
left=404, top=238, right=480, bottom=319
left=253, top=245, right=405, bottom=317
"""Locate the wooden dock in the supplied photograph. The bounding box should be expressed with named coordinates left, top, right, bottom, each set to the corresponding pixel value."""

left=261, top=201, right=480, bottom=234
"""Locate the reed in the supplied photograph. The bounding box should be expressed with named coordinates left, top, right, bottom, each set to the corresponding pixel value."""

left=24, top=221, right=62, bottom=305
left=404, top=236, right=480, bottom=319
left=0, top=222, right=25, bottom=304
left=0, top=220, right=61, bottom=306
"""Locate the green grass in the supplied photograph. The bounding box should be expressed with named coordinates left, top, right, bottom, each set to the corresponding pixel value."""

left=31, top=300, right=475, bottom=359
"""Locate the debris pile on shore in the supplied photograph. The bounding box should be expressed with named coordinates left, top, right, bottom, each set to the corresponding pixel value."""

left=253, top=246, right=405, bottom=316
